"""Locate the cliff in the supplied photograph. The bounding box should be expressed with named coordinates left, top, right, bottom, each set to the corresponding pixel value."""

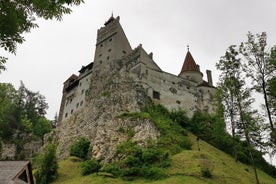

left=55, top=60, right=160, bottom=161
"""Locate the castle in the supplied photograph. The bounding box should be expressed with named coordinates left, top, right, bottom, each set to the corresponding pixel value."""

left=58, top=15, right=216, bottom=125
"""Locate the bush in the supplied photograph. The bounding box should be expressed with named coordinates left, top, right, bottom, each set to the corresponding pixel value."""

left=140, top=166, right=165, bottom=180
left=102, top=141, right=171, bottom=180
left=35, top=144, right=58, bottom=184
left=70, top=137, right=90, bottom=159
left=81, top=159, right=100, bottom=176
left=201, top=167, right=212, bottom=178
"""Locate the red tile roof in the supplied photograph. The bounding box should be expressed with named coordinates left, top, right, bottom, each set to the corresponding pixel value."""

left=179, top=51, right=199, bottom=75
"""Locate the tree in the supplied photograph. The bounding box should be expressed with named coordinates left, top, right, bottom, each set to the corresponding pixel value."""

left=267, top=46, right=276, bottom=144
left=217, top=44, right=264, bottom=184
left=0, top=83, right=19, bottom=139
left=216, top=45, right=241, bottom=161
left=239, top=32, right=276, bottom=144
left=0, top=0, right=84, bottom=70
left=235, top=85, right=262, bottom=184
left=35, top=144, right=58, bottom=184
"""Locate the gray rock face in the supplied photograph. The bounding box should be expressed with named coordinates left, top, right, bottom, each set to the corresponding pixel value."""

left=55, top=61, right=160, bottom=161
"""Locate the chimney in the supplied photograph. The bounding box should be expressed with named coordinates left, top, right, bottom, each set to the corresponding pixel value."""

left=149, top=52, right=153, bottom=59
left=206, top=70, right=213, bottom=86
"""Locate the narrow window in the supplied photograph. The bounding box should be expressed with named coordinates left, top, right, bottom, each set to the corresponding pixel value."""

left=122, top=50, right=126, bottom=54
left=152, top=91, right=160, bottom=99
left=81, top=89, right=84, bottom=94
left=109, top=38, right=112, bottom=42
left=107, top=56, right=109, bottom=60
left=65, top=113, right=68, bottom=118
left=76, top=103, right=79, bottom=108
left=80, top=101, right=83, bottom=106
left=71, top=109, right=73, bottom=114
left=108, top=49, right=111, bottom=52
left=99, top=54, right=102, bottom=57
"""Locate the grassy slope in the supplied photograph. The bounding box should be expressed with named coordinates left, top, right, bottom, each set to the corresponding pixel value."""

left=53, top=133, right=276, bottom=184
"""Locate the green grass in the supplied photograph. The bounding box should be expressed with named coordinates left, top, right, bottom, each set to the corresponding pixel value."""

left=52, top=133, right=276, bottom=184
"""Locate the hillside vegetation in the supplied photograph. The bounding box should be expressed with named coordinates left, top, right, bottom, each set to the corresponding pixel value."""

left=52, top=132, right=276, bottom=184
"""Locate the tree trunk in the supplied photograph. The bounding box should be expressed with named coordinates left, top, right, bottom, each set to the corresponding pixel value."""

left=262, top=78, right=275, bottom=144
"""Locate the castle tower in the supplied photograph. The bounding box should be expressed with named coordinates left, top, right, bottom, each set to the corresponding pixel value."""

left=179, top=50, right=203, bottom=84
left=92, top=15, right=132, bottom=71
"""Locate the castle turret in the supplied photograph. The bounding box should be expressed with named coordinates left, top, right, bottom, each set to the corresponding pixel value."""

left=92, top=15, right=132, bottom=71
left=179, top=50, right=203, bottom=84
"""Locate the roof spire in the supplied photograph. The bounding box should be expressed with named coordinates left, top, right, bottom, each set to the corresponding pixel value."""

left=187, top=44, right=189, bottom=52
left=111, top=11, right=114, bottom=18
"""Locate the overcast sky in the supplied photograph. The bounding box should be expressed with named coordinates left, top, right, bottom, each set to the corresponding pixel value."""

left=1, top=0, right=276, bottom=121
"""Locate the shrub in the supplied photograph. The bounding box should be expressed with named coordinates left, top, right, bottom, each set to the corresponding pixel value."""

left=70, top=137, right=90, bottom=159
left=35, top=144, right=58, bottom=184
left=201, top=167, right=212, bottom=178
left=104, top=141, right=171, bottom=180
left=101, top=163, right=121, bottom=177
left=140, top=166, right=164, bottom=180
left=81, top=159, right=100, bottom=176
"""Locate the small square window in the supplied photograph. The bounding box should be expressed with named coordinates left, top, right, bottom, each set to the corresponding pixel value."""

left=153, top=91, right=160, bottom=99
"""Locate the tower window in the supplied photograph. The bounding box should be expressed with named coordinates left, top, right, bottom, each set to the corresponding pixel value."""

left=76, top=103, right=79, bottom=108
left=99, top=54, right=102, bottom=57
left=122, top=50, right=126, bottom=54
left=107, top=56, right=109, bottom=60
left=65, top=113, right=68, bottom=118
left=153, top=91, right=160, bottom=99
left=109, top=38, right=112, bottom=42
left=100, top=60, right=102, bottom=64
left=100, top=44, right=103, bottom=47
left=108, top=49, right=111, bottom=52
left=71, top=109, right=73, bottom=114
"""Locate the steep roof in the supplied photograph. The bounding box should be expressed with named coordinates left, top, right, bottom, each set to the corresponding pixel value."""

left=179, top=51, right=200, bottom=75
left=0, top=161, right=34, bottom=184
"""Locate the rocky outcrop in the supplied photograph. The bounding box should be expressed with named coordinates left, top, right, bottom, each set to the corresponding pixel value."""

left=55, top=60, right=160, bottom=161
left=1, top=138, right=42, bottom=160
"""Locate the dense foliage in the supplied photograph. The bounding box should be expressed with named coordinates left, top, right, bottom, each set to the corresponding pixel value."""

left=0, top=0, right=84, bottom=71
left=143, top=104, right=192, bottom=153
left=101, top=141, right=171, bottom=180
left=69, top=137, right=91, bottom=160
left=0, top=82, right=52, bottom=158
left=35, top=144, right=58, bottom=184
left=80, top=159, right=101, bottom=176
left=175, top=111, right=276, bottom=178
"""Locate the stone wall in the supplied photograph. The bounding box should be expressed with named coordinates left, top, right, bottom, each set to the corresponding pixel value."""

left=55, top=60, right=160, bottom=161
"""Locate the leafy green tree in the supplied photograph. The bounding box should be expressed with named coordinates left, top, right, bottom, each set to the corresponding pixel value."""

left=0, top=57, right=6, bottom=73
left=239, top=32, right=276, bottom=144
left=33, top=117, right=52, bottom=142
left=267, top=47, right=276, bottom=144
left=0, top=83, right=19, bottom=139
left=235, top=85, right=262, bottom=184
left=70, top=137, right=91, bottom=160
left=35, top=144, right=58, bottom=184
left=216, top=45, right=241, bottom=161
left=0, top=0, right=84, bottom=70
